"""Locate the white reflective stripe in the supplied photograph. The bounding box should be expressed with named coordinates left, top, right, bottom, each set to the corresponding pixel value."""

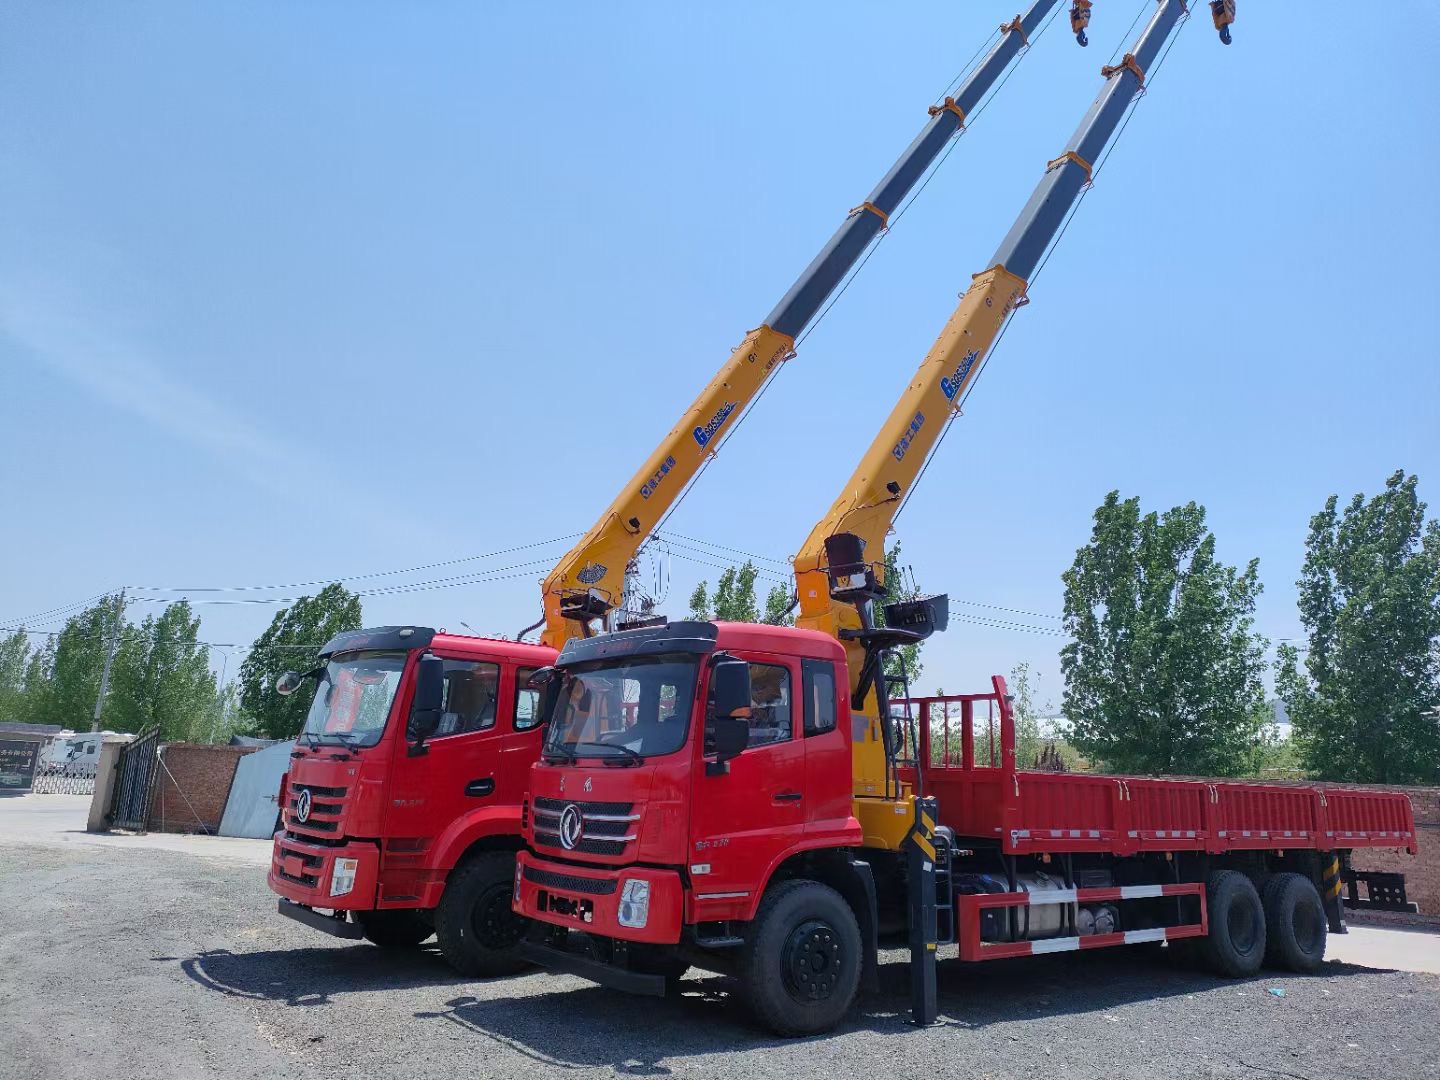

left=1128, top=831, right=1139, bottom=838
left=697, top=891, right=749, bottom=900
left=1186, top=831, right=1196, bottom=838
left=1120, top=884, right=1165, bottom=899
left=1124, top=928, right=1167, bottom=945
left=1026, top=889, right=1078, bottom=905
left=1030, top=936, right=1081, bottom=954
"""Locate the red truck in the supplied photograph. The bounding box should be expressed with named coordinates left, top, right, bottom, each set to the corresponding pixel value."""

left=269, top=626, right=554, bottom=975
left=514, top=614, right=1418, bottom=1035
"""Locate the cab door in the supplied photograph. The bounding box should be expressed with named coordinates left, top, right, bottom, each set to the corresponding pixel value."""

left=383, top=653, right=506, bottom=852
left=687, top=653, right=805, bottom=906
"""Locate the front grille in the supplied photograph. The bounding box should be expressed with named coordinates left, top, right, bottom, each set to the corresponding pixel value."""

left=534, top=831, right=628, bottom=856
left=291, top=817, right=339, bottom=833
left=579, top=818, right=631, bottom=838
left=524, top=865, right=618, bottom=895
left=293, top=783, right=347, bottom=799
left=284, top=829, right=347, bottom=848
left=534, top=796, right=633, bottom=816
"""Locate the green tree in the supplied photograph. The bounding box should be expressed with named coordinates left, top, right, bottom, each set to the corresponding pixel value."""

left=106, top=601, right=217, bottom=740
left=874, top=544, right=924, bottom=685
left=1278, top=470, right=1440, bottom=784
left=687, top=562, right=762, bottom=622
left=203, top=682, right=251, bottom=744
left=238, top=584, right=363, bottom=740
left=1010, top=662, right=1044, bottom=769
left=0, top=629, right=31, bottom=723
left=1061, top=492, right=1268, bottom=776
left=763, top=584, right=795, bottom=626
left=21, top=594, right=127, bottom=731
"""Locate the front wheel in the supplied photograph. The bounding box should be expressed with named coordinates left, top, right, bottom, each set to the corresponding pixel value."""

left=435, top=851, right=530, bottom=977
left=741, top=880, right=862, bottom=1037
left=356, top=909, right=434, bottom=949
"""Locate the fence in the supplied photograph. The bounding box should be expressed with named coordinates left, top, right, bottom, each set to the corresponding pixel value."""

left=31, top=772, right=96, bottom=796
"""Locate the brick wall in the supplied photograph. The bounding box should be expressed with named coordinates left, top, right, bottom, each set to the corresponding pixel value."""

left=1349, top=785, right=1439, bottom=915
left=148, top=744, right=257, bottom=834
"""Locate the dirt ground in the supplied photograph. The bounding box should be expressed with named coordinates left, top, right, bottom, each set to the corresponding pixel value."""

left=3, top=795, right=1438, bottom=1079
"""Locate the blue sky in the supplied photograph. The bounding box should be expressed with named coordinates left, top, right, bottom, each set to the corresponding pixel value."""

left=3, top=2, right=1437, bottom=706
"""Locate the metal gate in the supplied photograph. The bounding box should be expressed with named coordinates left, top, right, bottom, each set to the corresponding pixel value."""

left=109, top=728, right=160, bottom=831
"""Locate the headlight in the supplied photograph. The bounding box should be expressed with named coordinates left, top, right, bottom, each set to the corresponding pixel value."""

left=330, top=857, right=359, bottom=897
left=618, top=879, right=650, bottom=929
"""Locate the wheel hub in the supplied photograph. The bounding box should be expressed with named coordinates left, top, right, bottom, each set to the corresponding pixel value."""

left=783, top=919, right=843, bottom=1002
left=474, top=886, right=525, bottom=949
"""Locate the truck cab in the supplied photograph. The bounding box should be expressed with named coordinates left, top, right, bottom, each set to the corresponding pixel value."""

left=515, top=620, right=878, bottom=1032
left=270, top=625, right=555, bottom=974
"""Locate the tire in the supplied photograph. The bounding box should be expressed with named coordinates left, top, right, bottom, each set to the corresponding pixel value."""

left=1200, top=870, right=1267, bottom=977
left=435, top=851, right=530, bottom=977
left=356, top=909, right=434, bottom=948
left=1262, top=872, right=1327, bottom=973
left=741, top=880, right=863, bottom=1037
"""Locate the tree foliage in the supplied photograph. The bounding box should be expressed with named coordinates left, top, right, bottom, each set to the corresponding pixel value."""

left=1278, top=470, right=1440, bottom=783
left=1061, top=492, right=1268, bottom=776
left=106, top=601, right=217, bottom=740
left=1010, top=662, right=1044, bottom=769
left=19, top=594, right=127, bottom=731
left=238, top=584, right=363, bottom=740
left=0, top=630, right=31, bottom=724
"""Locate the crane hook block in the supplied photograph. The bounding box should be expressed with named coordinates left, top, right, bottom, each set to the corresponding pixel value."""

left=1069, top=1, right=1092, bottom=47
left=1210, top=0, right=1235, bottom=45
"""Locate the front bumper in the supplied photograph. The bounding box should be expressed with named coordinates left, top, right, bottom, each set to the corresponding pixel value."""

left=268, top=832, right=379, bottom=912
left=514, top=850, right=684, bottom=945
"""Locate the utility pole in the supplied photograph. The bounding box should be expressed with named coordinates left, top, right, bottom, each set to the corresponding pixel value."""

left=90, top=589, right=126, bottom=732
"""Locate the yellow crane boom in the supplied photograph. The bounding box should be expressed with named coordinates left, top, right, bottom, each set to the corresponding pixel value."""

left=536, top=3, right=1068, bottom=648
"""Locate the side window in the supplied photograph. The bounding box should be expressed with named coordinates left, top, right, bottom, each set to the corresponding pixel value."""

left=429, top=660, right=500, bottom=738
left=514, top=667, right=543, bottom=731
left=802, top=659, right=837, bottom=737
left=747, top=663, right=793, bottom=748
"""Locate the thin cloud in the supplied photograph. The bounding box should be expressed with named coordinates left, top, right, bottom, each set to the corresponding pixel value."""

left=1, top=275, right=312, bottom=491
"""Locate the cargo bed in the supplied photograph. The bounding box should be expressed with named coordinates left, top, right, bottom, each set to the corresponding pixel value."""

left=900, top=682, right=1417, bottom=858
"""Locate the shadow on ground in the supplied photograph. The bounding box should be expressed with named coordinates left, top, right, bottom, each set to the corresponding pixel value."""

left=178, top=941, right=1390, bottom=1073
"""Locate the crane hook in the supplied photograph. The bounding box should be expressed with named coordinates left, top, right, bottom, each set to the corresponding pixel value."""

left=1069, top=1, right=1092, bottom=47
left=1210, top=0, right=1235, bottom=46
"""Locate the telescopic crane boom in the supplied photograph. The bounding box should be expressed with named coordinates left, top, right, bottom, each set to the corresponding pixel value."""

left=793, top=0, right=1225, bottom=844
left=536, top=2, right=1068, bottom=649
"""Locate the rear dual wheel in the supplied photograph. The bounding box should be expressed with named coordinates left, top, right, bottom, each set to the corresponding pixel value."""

left=1200, top=870, right=1267, bottom=977
left=1262, top=872, right=1327, bottom=973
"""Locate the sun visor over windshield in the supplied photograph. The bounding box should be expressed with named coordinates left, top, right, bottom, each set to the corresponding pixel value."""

left=557, top=621, right=719, bottom=666
left=319, top=626, right=436, bottom=658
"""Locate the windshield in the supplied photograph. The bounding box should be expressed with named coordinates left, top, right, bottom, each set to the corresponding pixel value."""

left=542, top=654, right=698, bottom=762
left=300, top=651, right=407, bottom=747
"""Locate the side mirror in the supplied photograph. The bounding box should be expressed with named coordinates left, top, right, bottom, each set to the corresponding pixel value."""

left=710, top=657, right=752, bottom=720
left=527, top=666, right=559, bottom=688
left=275, top=671, right=304, bottom=697
left=705, top=658, right=751, bottom=775
left=408, top=656, right=446, bottom=754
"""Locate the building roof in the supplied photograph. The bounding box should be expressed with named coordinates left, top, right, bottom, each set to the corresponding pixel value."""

left=0, top=722, right=65, bottom=737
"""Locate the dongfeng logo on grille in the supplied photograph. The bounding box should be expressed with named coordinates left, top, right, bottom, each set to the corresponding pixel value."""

left=295, top=788, right=312, bottom=824
left=558, top=803, right=584, bottom=850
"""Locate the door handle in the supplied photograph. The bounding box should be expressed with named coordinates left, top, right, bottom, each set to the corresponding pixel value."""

left=465, top=778, right=496, bottom=798
left=773, top=792, right=803, bottom=803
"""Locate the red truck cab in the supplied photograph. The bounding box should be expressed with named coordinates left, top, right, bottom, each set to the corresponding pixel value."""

left=515, top=620, right=879, bottom=1023
left=270, top=625, right=555, bottom=975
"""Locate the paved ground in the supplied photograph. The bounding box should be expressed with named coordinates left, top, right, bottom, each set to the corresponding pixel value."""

left=3, top=796, right=1439, bottom=1079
